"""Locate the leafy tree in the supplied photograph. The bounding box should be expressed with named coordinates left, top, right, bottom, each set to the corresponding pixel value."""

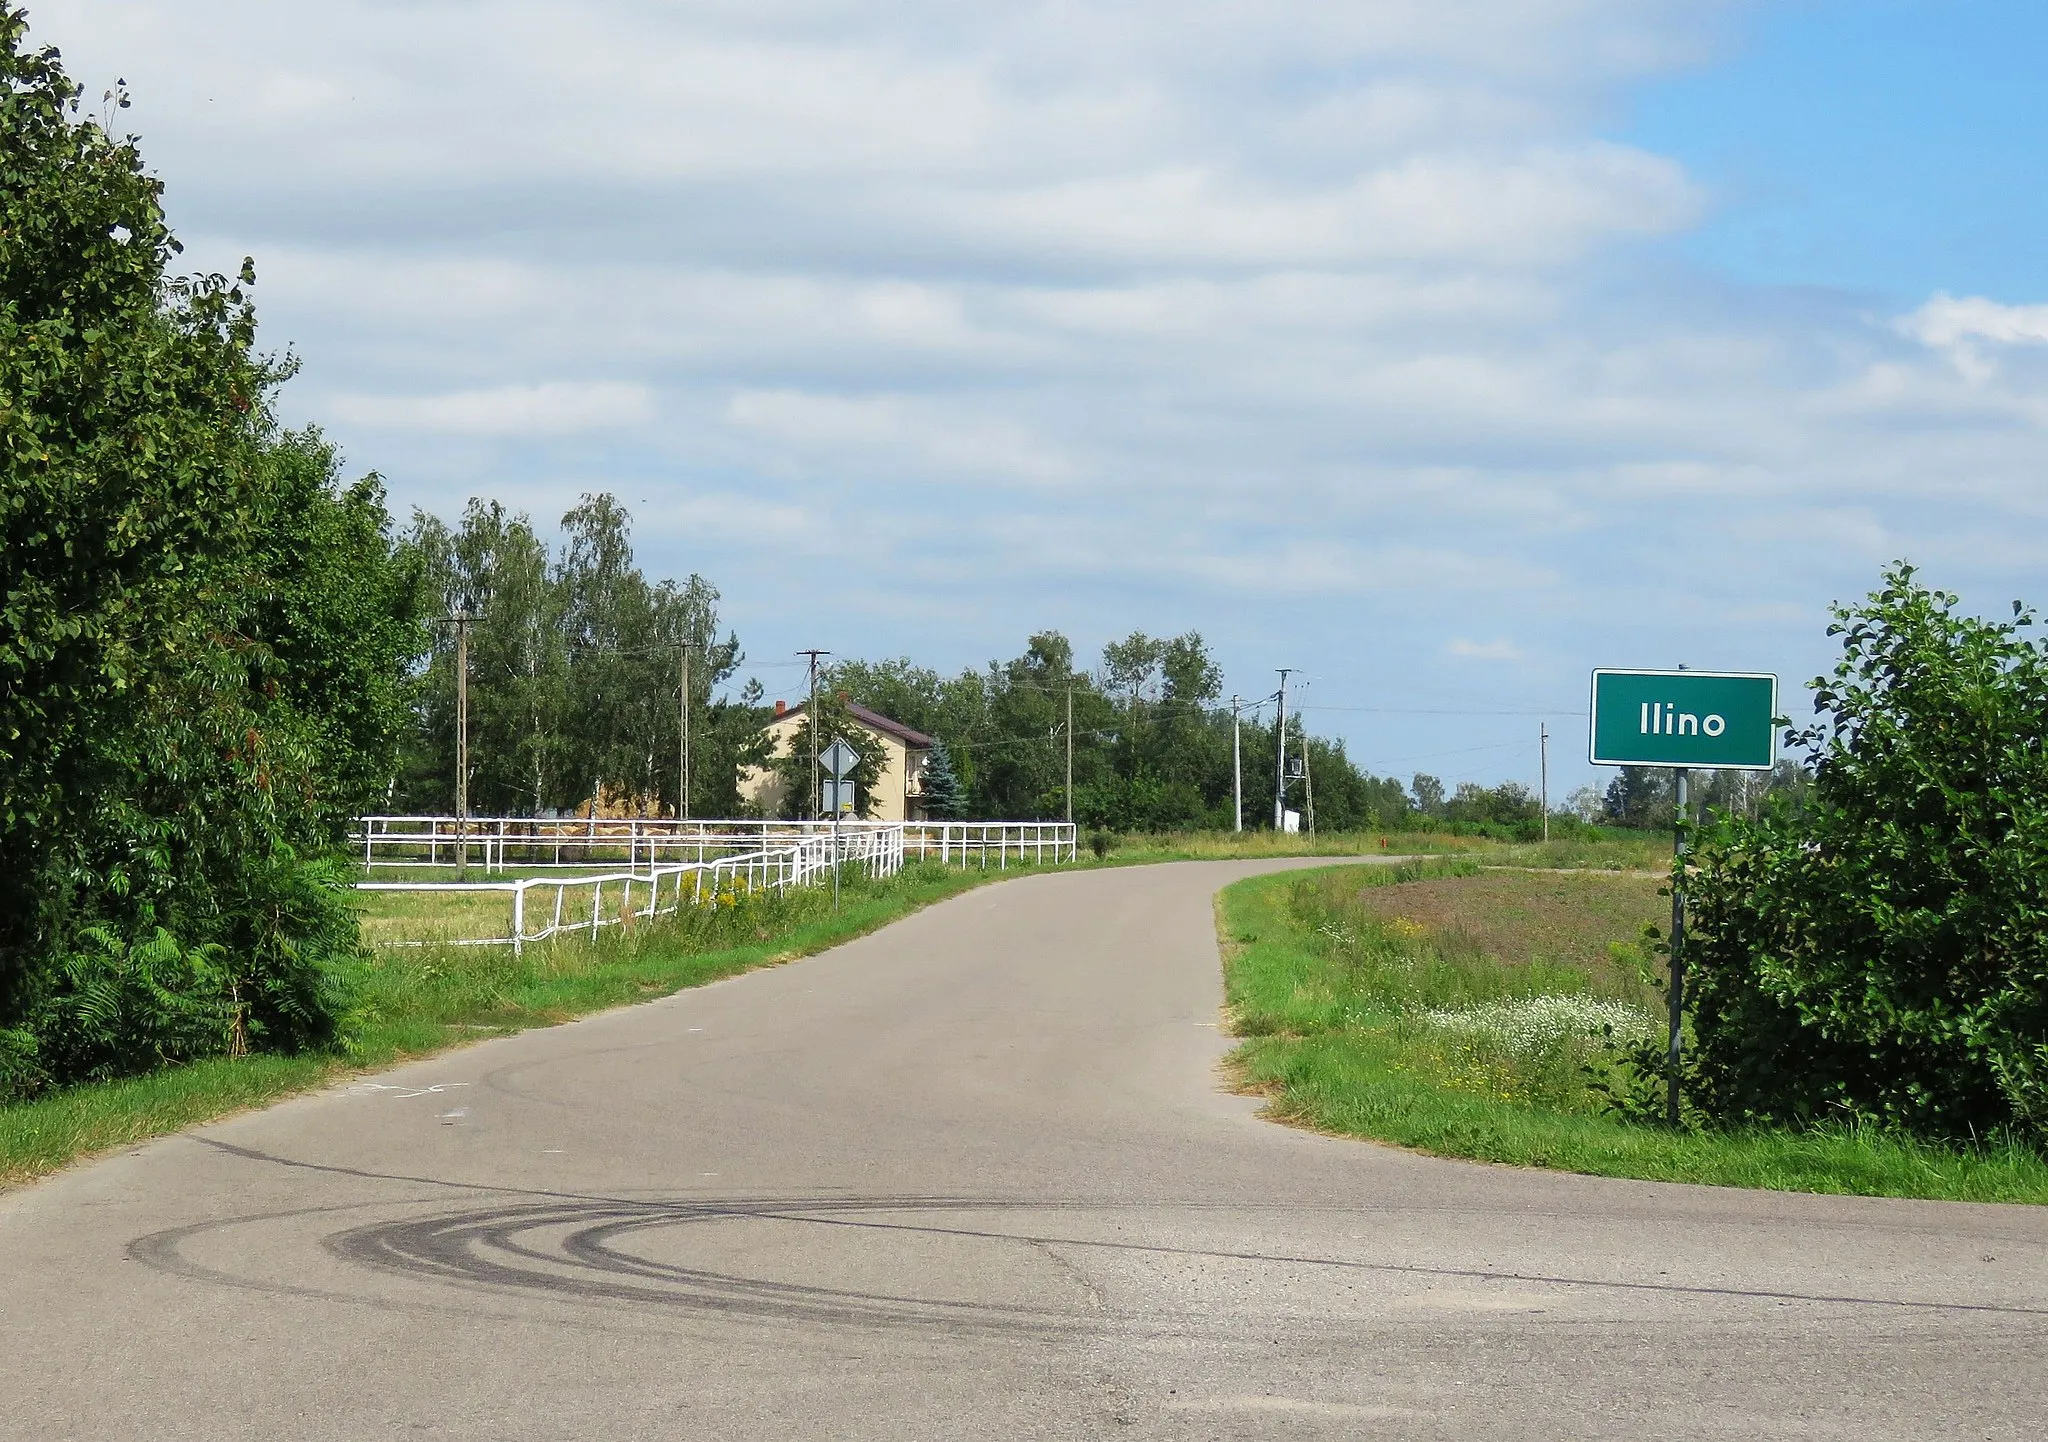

left=970, top=632, right=1093, bottom=819
left=397, top=493, right=739, bottom=817
left=1681, top=566, right=2048, bottom=1141
left=1, top=13, right=425, bottom=1093
left=1445, top=781, right=1540, bottom=829
left=825, top=658, right=949, bottom=737
left=1601, top=766, right=1672, bottom=829
left=1410, top=774, right=1445, bottom=817
left=829, top=629, right=1419, bottom=833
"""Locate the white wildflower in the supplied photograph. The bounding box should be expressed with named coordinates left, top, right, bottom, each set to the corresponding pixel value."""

left=1422, top=995, right=1657, bottom=1053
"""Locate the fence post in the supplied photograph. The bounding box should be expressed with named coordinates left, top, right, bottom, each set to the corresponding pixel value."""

left=513, top=884, right=525, bottom=958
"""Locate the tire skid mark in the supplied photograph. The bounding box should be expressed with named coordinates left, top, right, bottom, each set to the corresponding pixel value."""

left=168, top=1137, right=2048, bottom=1323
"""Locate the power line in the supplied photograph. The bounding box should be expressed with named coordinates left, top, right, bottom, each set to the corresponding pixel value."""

left=1366, top=739, right=1539, bottom=768
left=1296, top=704, right=1587, bottom=717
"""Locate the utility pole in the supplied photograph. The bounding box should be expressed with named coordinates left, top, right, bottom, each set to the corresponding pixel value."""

left=1231, top=696, right=1243, bottom=832
left=1302, top=739, right=1315, bottom=835
left=444, top=612, right=478, bottom=878
left=797, top=648, right=830, bottom=820
left=1064, top=683, right=1074, bottom=824
left=1273, top=668, right=1293, bottom=831
left=1540, top=722, right=1550, bottom=844
left=677, top=638, right=709, bottom=822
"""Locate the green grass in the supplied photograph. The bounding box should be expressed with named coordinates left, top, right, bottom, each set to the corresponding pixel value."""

left=0, top=859, right=1023, bottom=1190
left=1482, top=832, right=1672, bottom=872
left=1220, top=864, right=2048, bottom=1204
left=1077, top=828, right=1666, bottom=868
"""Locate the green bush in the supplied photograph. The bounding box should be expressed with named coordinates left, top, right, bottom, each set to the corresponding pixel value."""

left=0, top=15, right=419, bottom=1097
left=1681, top=566, right=2048, bottom=1142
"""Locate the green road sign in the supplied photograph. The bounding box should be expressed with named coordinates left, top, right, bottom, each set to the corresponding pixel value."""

left=1589, top=669, right=1778, bottom=770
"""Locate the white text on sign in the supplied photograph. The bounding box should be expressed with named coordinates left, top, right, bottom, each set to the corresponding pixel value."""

left=1641, top=702, right=1727, bottom=738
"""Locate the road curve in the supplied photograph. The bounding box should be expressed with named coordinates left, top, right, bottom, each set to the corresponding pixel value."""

left=4, top=859, right=2045, bottom=1440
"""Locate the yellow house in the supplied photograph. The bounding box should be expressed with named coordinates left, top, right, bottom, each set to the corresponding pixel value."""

left=740, top=699, right=935, bottom=822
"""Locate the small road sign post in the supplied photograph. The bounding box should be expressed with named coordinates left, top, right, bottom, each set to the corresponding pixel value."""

left=1589, top=669, right=1778, bottom=1128
left=820, top=739, right=859, bottom=910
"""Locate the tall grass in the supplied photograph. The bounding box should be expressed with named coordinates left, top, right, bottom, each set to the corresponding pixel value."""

left=1076, top=828, right=1670, bottom=871
left=1222, top=865, right=2048, bottom=1203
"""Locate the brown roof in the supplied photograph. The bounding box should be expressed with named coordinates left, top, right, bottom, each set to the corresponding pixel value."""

left=776, top=699, right=934, bottom=750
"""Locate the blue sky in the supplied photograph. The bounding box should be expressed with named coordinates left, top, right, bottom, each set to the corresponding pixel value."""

left=1631, top=1, right=2048, bottom=303
left=26, top=1, right=2048, bottom=807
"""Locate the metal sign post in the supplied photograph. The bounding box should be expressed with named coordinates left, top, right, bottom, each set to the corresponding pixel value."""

left=820, top=739, right=858, bottom=911
left=1589, top=668, right=1778, bottom=1127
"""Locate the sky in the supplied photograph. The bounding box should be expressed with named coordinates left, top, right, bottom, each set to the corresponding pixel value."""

left=23, top=0, right=2048, bottom=804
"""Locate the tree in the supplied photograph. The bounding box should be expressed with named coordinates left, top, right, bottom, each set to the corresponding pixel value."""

left=396, top=493, right=738, bottom=817
left=1, top=12, right=425, bottom=1093
left=1444, top=781, right=1541, bottom=830
left=1601, top=766, right=1672, bottom=829
left=826, top=658, right=948, bottom=737
left=1410, top=774, right=1445, bottom=817
left=921, top=739, right=965, bottom=819
left=1681, top=566, right=2048, bottom=1141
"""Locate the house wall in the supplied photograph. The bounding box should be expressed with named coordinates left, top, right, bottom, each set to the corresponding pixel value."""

left=739, top=714, right=928, bottom=821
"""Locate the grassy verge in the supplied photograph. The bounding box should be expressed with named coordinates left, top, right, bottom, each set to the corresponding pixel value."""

left=1220, top=864, right=2048, bottom=1204
left=0, top=859, right=1019, bottom=1190
left=1082, top=828, right=1666, bottom=869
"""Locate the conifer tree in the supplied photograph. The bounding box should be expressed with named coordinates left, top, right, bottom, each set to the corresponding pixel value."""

left=921, top=739, right=965, bottom=819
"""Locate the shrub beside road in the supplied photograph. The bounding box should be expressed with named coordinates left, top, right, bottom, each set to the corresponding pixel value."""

left=1221, top=862, right=2048, bottom=1203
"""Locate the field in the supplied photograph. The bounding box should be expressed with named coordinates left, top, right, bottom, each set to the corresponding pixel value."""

left=345, top=829, right=1674, bottom=949
left=356, top=864, right=705, bottom=948
left=1221, top=862, right=2048, bottom=1203
left=1089, top=827, right=1670, bottom=870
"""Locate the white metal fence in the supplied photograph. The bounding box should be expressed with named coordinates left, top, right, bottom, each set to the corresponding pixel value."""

left=352, top=816, right=1077, bottom=873
left=356, top=824, right=906, bottom=954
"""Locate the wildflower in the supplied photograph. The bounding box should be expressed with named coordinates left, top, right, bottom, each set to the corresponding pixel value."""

left=1421, top=995, right=1656, bottom=1054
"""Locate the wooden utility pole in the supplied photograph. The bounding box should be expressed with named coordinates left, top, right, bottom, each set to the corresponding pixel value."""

left=1302, top=737, right=1315, bottom=835
left=1540, top=722, right=1550, bottom=843
left=797, top=649, right=830, bottom=819
left=1065, top=683, right=1074, bottom=824
left=678, top=640, right=704, bottom=821
left=445, top=613, right=478, bottom=878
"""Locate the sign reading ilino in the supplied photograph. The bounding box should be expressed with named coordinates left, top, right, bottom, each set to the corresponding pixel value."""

left=1589, top=669, right=1778, bottom=771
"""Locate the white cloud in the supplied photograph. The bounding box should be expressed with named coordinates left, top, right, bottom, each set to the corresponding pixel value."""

left=1446, top=638, right=1525, bottom=662
left=725, top=389, right=1077, bottom=484
left=1901, top=294, right=2048, bottom=386
left=327, top=382, right=654, bottom=436
left=1905, top=294, right=2048, bottom=350
left=20, top=1, right=2048, bottom=788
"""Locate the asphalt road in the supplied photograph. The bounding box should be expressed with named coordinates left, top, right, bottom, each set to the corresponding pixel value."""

left=5, top=859, right=2046, bottom=1440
